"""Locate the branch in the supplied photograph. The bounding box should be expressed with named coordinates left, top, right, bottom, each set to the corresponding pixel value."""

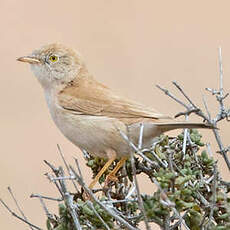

left=156, top=48, right=230, bottom=170
left=0, top=198, right=42, bottom=230
left=71, top=161, right=138, bottom=230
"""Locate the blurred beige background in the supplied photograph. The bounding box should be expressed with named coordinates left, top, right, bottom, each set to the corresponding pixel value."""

left=1, top=0, right=230, bottom=229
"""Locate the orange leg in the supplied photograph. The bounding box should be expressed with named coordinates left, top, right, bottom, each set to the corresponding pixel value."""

left=89, top=155, right=117, bottom=189
left=104, top=156, right=128, bottom=186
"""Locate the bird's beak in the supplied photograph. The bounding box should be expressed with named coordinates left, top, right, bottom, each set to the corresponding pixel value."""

left=17, top=56, right=41, bottom=64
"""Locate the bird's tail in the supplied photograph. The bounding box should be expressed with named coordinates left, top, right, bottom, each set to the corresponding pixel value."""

left=157, top=122, right=215, bottom=132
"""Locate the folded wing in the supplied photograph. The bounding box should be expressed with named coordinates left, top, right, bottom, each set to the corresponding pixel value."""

left=58, top=75, right=171, bottom=123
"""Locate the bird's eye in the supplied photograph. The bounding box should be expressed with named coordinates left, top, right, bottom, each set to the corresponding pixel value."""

left=49, top=55, right=59, bottom=62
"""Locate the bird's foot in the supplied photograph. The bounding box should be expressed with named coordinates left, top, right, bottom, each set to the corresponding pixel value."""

left=82, top=189, right=93, bottom=201
left=104, top=174, right=119, bottom=188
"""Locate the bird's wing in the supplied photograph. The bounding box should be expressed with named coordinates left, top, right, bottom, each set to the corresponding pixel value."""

left=58, top=75, right=171, bottom=123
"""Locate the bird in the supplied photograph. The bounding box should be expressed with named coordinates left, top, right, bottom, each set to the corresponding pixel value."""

left=17, top=43, right=213, bottom=189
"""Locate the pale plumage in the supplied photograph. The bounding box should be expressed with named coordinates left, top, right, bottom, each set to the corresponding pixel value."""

left=17, top=43, right=213, bottom=188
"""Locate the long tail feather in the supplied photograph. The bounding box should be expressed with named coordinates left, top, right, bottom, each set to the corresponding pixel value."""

left=157, top=122, right=215, bottom=132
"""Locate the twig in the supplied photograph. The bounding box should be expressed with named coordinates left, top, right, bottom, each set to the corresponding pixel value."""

left=49, top=175, right=76, bottom=181
left=206, top=143, right=213, bottom=158
left=30, top=193, right=63, bottom=202
left=218, top=47, right=224, bottom=113
left=207, top=48, right=230, bottom=169
left=65, top=192, right=82, bottom=230
left=170, top=211, right=189, bottom=230
left=87, top=200, right=111, bottom=230
left=182, top=115, right=189, bottom=157
left=149, top=149, right=168, bottom=168
left=7, top=186, right=34, bottom=230
left=44, top=160, right=64, bottom=198
left=0, top=198, right=42, bottom=230
left=125, top=185, right=136, bottom=199
left=130, top=153, right=150, bottom=230
left=33, top=194, right=53, bottom=220
left=156, top=59, right=230, bottom=171
left=172, top=81, right=197, bottom=109
left=202, top=95, right=211, bottom=121
left=70, top=165, right=138, bottom=230
left=213, top=128, right=230, bottom=170
left=156, top=84, right=189, bottom=109
left=137, top=150, right=160, bottom=169
left=138, top=123, right=144, bottom=149
left=175, top=108, right=200, bottom=118
left=74, top=158, right=84, bottom=180
left=102, top=198, right=138, bottom=205
left=57, top=144, right=80, bottom=193
left=58, top=167, right=82, bottom=230
left=207, top=163, right=218, bottom=228
left=118, top=128, right=161, bottom=168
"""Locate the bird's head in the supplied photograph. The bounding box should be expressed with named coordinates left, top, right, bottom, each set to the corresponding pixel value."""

left=17, top=43, right=83, bottom=89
